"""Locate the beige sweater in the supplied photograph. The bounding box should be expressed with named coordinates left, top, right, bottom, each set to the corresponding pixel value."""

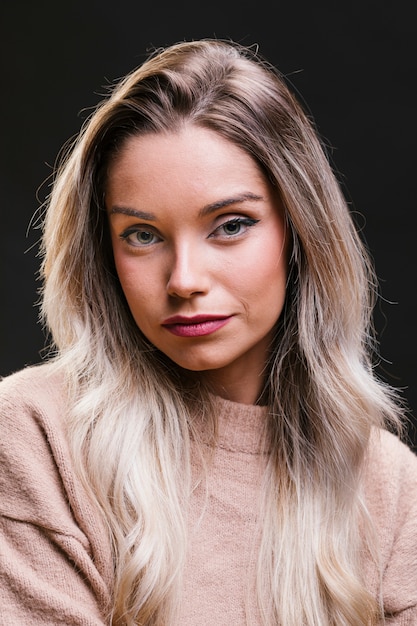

left=1, top=363, right=417, bottom=625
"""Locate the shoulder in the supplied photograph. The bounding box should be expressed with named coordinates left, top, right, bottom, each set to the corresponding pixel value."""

left=0, top=362, right=74, bottom=527
left=0, top=361, right=69, bottom=464
left=0, top=361, right=66, bottom=413
left=365, top=428, right=417, bottom=491
left=365, top=430, right=417, bottom=576
left=364, top=428, right=417, bottom=611
left=0, top=364, right=115, bottom=609
left=0, top=361, right=70, bottom=448
left=364, top=428, right=417, bottom=520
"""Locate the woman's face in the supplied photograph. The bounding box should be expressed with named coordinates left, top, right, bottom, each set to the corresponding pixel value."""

left=106, top=125, right=288, bottom=404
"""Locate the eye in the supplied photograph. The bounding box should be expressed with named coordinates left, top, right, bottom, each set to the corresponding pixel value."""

left=212, top=217, right=259, bottom=238
left=120, top=227, right=161, bottom=247
left=222, top=220, right=244, bottom=235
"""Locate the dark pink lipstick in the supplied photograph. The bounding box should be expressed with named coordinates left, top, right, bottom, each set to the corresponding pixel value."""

left=162, top=314, right=232, bottom=337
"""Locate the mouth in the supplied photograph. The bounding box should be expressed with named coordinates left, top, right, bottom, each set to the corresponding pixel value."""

left=161, top=314, right=232, bottom=338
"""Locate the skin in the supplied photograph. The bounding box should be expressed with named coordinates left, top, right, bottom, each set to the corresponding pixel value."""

left=106, top=125, right=288, bottom=404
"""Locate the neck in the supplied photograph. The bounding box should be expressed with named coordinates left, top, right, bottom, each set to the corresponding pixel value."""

left=199, top=370, right=266, bottom=406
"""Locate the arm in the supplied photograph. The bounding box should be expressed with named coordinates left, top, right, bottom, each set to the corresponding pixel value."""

left=0, top=366, right=112, bottom=625
left=0, top=516, right=107, bottom=625
left=368, top=431, right=417, bottom=624
left=382, top=454, right=417, bottom=625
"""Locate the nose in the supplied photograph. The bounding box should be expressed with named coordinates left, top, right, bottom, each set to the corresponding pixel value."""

left=166, top=242, right=210, bottom=299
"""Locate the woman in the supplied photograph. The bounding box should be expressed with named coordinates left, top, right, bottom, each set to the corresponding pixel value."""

left=1, top=38, right=416, bottom=625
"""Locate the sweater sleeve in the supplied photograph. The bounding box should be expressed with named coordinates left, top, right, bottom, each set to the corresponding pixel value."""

left=383, top=436, right=417, bottom=622
left=0, top=366, right=112, bottom=625
left=366, top=430, right=417, bottom=623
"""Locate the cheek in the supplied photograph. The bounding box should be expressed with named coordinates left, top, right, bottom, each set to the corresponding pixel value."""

left=242, top=252, right=287, bottom=318
left=231, top=263, right=286, bottom=326
left=113, top=256, right=155, bottom=313
left=239, top=242, right=287, bottom=290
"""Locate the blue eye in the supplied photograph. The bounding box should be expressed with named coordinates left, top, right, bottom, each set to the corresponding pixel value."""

left=222, top=220, right=243, bottom=235
left=214, top=217, right=259, bottom=238
left=120, top=228, right=159, bottom=246
left=135, top=231, right=155, bottom=244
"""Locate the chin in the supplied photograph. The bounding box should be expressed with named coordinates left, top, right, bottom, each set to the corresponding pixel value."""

left=175, top=360, right=222, bottom=373
left=170, top=354, right=231, bottom=373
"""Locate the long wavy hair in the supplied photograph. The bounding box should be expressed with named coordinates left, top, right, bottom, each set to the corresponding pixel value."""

left=40, top=39, right=404, bottom=625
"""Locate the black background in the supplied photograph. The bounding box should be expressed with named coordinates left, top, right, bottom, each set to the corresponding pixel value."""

left=1, top=1, right=416, bottom=446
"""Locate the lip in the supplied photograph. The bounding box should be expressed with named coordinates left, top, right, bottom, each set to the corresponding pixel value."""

left=162, top=314, right=232, bottom=337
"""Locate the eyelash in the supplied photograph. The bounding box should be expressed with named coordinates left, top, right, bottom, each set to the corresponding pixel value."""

left=119, top=216, right=259, bottom=247
left=211, top=217, right=259, bottom=238
left=120, top=227, right=160, bottom=246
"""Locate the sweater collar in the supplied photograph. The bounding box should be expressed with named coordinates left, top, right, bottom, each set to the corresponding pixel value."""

left=201, top=394, right=269, bottom=454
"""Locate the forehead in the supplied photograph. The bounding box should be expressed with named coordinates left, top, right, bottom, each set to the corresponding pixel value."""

left=105, top=125, right=271, bottom=204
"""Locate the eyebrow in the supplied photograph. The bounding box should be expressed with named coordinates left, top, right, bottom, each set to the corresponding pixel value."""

left=109, top=207, right=156, bottom=220
left=198, top=192, right=264, bottom=217
left=108, top=192, right=264, bottom=221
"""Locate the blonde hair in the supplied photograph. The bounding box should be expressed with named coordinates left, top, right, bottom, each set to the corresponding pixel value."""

left=40, top=39, right=404, bottom=624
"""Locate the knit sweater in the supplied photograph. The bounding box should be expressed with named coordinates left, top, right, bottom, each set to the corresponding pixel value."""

left=1, top=363, right=417, bottom=625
